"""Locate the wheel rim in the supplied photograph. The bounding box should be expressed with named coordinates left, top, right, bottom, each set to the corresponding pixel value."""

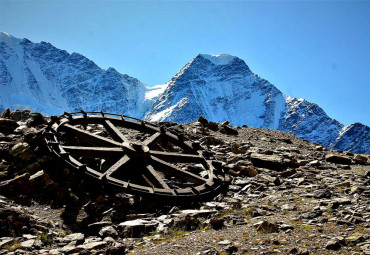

left=44, top=111, right=223, bottom=200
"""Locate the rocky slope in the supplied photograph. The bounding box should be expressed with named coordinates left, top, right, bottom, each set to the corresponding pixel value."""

left=0, top=32, right=369, bottom=153
left=0, top=110, right=369, bottom=254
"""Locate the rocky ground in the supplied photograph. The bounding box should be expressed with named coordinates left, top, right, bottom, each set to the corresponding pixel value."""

left=0, top=109, right=369, bottom=254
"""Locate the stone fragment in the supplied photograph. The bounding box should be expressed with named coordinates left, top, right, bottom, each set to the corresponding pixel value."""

left=231, top=144, right=247, bottom=154
left=9, top=110, right=29, bottom=121
left=99, top=226, right=118, bottom=238
left=325, top=154, right=352, bottom=165
left=218, top=240, right=231, bottom=245
left=0, top=173, right=30, bottom=192
left=220, top=125, right=238, bottom=135
left=118, top=219, right=158, bottom=238
left=207, top=121, right=219, bottom=131
left=87, top=221, right=111, bottom=235
left=20, top=239, right=35, bottom=249
left=106, top=242, right=126, bottom=255
left=76, top=241, right=107, bottom=251
left=354, top=154, right=368, bottom=165
left=0, top=118, right=19, bottom=132
left=221, top=121, right=230, bottom=126
left=0, top=237, right=13, bottom=248
left=239, top=166, right=258, bottom=177
left=198, top=116, right=208, bottom=126
left=224, top=244, right=238, bottom=254
left=255, top=220, right=278, bottom=233
left=325, top=239, right=341, bottom=250
left=251, top=153, right=287, bottom=171
left=0, top=108, right=10, bottom=118
left=208, top=217, right=224, bottom=230
left=61, top=233, right=85, bottom=243
left=346, top=234, right=365, bottom=245
left=26, top=112, right=46, bottom=127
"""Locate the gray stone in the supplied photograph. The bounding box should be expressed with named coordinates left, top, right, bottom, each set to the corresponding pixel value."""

left=251, top=153, right=287, bottom=171
left=325, top=239, right=341, bottom=250
left=20, top=239, right=35, bottom=249
left=99, top=226, right=118, bottom=238
left=61, top=233, right=85, bottom=243
left=77, top=241, right=107, bottom=250
left=255, top=220, right=278, bottom=233
left=118, top=219, right=158, bottom=238
left=325, top=154, right=352, bottom=165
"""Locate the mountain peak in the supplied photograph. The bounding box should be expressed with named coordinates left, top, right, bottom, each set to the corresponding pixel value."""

left=198, top=53, right=237, bottom=65
left=0, top=32, right=20, bottom=44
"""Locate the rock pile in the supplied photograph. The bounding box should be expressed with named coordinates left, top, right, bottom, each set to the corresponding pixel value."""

left=0, top=111, right=369, bottom=254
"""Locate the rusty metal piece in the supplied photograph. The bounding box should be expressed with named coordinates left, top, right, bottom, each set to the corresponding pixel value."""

left=44, top=111, right=223, bottom=201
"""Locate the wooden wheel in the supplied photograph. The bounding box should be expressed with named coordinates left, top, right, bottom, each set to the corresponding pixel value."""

left=44, top=111, right=223, bottom=200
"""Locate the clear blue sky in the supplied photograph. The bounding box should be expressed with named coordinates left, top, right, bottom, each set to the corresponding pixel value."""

left=1, top=0, right=369, bottom=126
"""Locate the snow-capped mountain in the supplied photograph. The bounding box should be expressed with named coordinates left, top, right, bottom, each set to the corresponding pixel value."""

left=0, top=33, right=369, bottom=153
left=145, top=54, right=369, bottom=154
left=0, top=32, right=162, bottom=118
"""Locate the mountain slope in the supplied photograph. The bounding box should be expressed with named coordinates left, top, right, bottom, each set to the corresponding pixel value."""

left=0, top=33, right=368, bottom=153
left=0, top=32, right=161, bottom=118
left=145, top=54, right=286, bottom=129
left=145, top=54, right=369, bottom=154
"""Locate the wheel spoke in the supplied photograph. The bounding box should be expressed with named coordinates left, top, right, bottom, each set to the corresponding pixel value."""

left=61, top=146, right=124, bottom=158
left=142, top=161, right=171, bottom=189
left=61, top=124, right=122, bottom=147
left=150, top=150, right=204, bottom=163
left=104, top=119, right=130, bottom=143
left=100, top=155, right=130, bottom=180
left=150, top=156, right=207, bottom=184
left=143, top=132, right=162, bottom=147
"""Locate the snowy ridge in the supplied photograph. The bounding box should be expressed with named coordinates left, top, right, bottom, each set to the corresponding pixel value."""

left=145, top=53, right=370, bottom=154
left=0, top=32, right=162, bottom=118
left=0, top=33, right=369, bottom=153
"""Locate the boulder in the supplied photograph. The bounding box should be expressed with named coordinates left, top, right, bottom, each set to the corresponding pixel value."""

left=251, top=153, right=287, bottom=171
left=198, top=116, right=209, bottom=126
left=220, top=125, right=238, bottom=135
left=325, top=154, right=352, bottom=165
left=99, top=226, right=118, bottom=238
left=118, top=219, right=158, bottom=238
left=0, top=118, right=19, bottom=132
left=0, top=108, right=10, bottom=118
left=254, top=220, right=278, bottom=233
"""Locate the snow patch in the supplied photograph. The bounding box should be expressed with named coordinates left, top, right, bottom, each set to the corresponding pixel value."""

left=145, top=83, right=168, bottom=100
left=199, top=54, right=236, bottom=65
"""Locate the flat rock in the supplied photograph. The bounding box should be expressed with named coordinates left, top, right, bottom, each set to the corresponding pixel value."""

left=325, top=154, right=352, bottom=165
left=251, top=153, right=287, bottom=171
left=61, top=233, right=85, bottom=243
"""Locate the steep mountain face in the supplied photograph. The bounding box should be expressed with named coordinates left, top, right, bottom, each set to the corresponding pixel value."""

left=145, top=54, right=369, bottom=154
left=330, top=123, right=370, bottom=154
left=0, top=33, right=368, bottom=153
left=278, top=97, right=344, bottom=148
left=145, top=54, right=286, bottom=130
left=0, top=32, right=161, bottom=118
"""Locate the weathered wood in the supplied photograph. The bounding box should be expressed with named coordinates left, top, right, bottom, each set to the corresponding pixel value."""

left=61, top=146, right=123, bottom=158
left=150, top=150, right=204, bottom=163
left=61, top=124, right=121, bottom=147
left=150, top=156, right=207, bottom=185
left=143, top=161, right=171, bottom=189
left=143, top=132, right=162, bottom=147
left=104, top=119, right=129, bottom=143
left=100, top=155, right=130, bottom=180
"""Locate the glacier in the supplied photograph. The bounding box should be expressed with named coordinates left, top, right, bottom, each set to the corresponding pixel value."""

left=0, top=32, right=369, bottom=153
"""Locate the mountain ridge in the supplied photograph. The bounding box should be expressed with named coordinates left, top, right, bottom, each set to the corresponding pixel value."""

left=0, top=32, right=369, bottom=153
